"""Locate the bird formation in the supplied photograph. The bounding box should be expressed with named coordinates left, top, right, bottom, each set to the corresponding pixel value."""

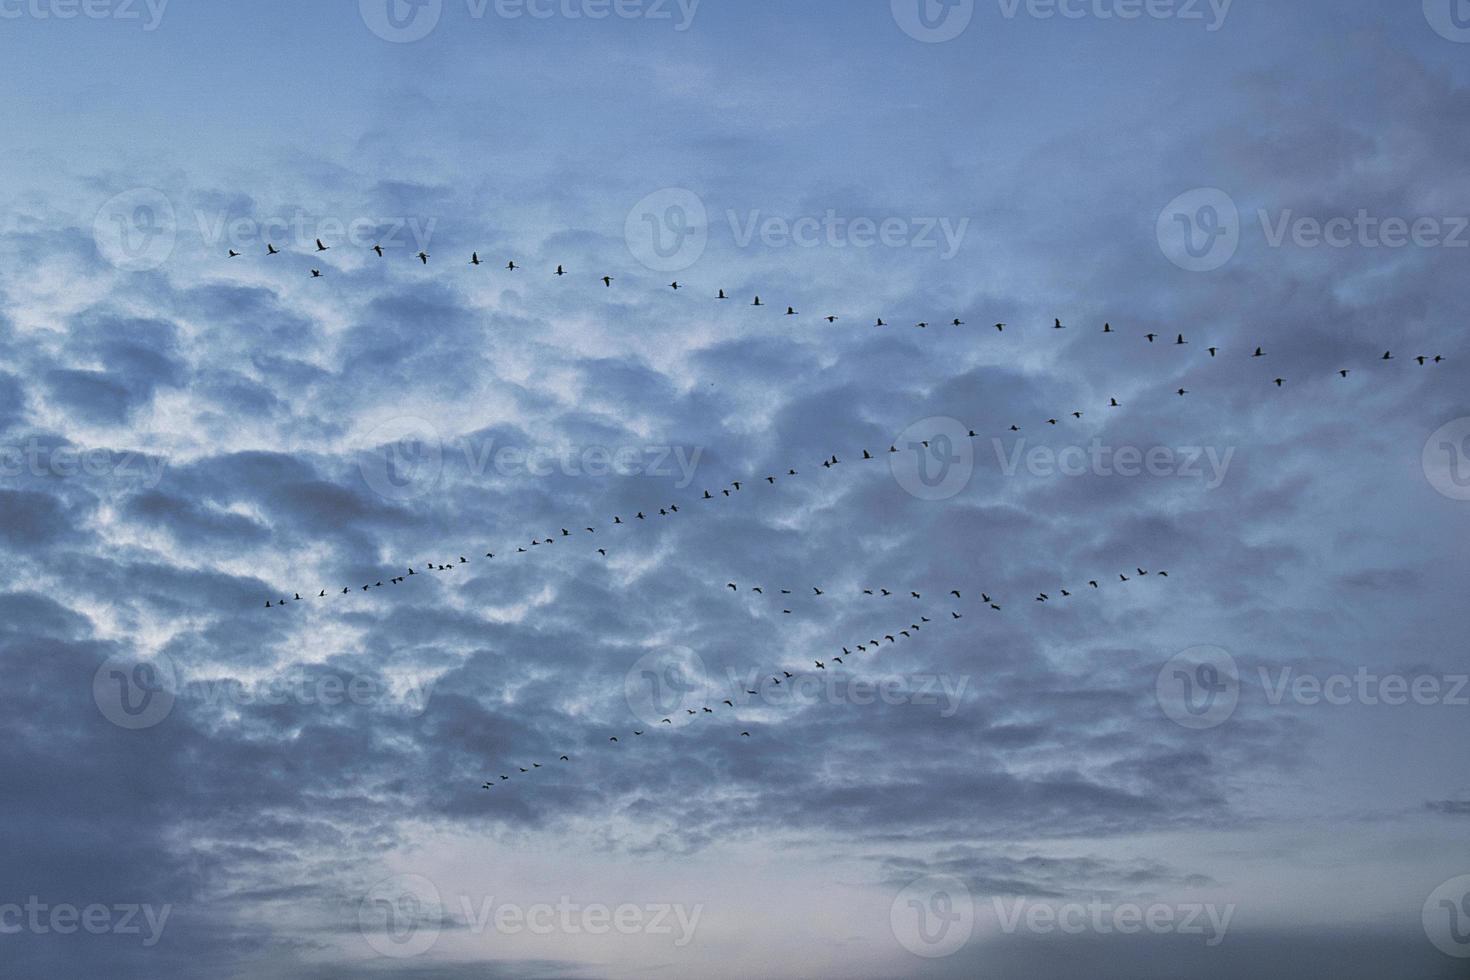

left=477, top=565, right=1172, bottom=791
left=228, top=241, right=1448, bottom=395
left=259, top=407, right=1173, bottom=610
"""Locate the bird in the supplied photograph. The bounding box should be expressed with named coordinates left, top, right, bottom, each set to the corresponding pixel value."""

left=1176, top=334, right=1187, bottom=345
left=1103, top=322, right=1113, bottom=333
left=470, top=252, right=482, bottom=265
left=1274, top=378, right=1285, bottom=387
left=752, top=296, right=763, bottom=306
left=1382, top=351, right=1394, bottom=361
left=1253, top=347, right=1266, bottom=357
left=315, top=238, right=329, bottom=252
left=952, top=318, right=964, bottom=326
left=1177, top=388, right=1188, bottom=397
left=555, top=264, right=567, bottom=276
left=741, top=732, right=751, bottom=737
left=1339, top=369, right=1350, bottom=378
left=995, top=323, right=1006, bottom=331
left=717, top=289, right=728, bottom=300
left=310, top=269, right=322, bottom=278
left=951, top=590, right=962, bottom=598
left=602, top=276, right=614, bottom=287
left=1208, top=347, right=1218, bottom=357
left=876, top=317, right=886, bottom=326
left=227, top=249, right=240, bottom=258
left=814, top=661, right=825, bottom=670
left=1146, top=333, right=1158, bottom=343
left=787, top=307, right=798, bottom=316
left=373, top=244, right=384, bottom=257
left=560, top=755, right=570, bottom=761
left=1110, top=398, right=1120, bottom=408
left=417, top=251, right=429, bottom=265
left=266, top=243, right=280, bottom=255
left=1055, top=318, right=1064, bottom=329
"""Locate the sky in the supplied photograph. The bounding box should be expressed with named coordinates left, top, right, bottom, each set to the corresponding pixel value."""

left=1, top=1, right=1469, bottom=977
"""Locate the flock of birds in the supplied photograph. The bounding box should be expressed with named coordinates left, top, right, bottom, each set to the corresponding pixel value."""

left=233, top=237, right=1450, bottom=795
left=479, top=565, right=1170, bottom=790
left=260, top=425, right=1161, bottom=609
left=231, top=239, right=1448, bottom=390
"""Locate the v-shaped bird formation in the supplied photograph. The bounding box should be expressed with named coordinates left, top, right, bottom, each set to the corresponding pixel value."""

left=228, top=236, right=1452, bottom=802
left=478, top=564, right=1172, bottom=791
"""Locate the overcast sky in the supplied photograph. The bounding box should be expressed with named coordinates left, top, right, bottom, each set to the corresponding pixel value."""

left=1, top=1, right=1468, bottom=977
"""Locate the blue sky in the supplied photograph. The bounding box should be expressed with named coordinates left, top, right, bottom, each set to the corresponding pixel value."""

left=2, top=1, right=1469, bottom=977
